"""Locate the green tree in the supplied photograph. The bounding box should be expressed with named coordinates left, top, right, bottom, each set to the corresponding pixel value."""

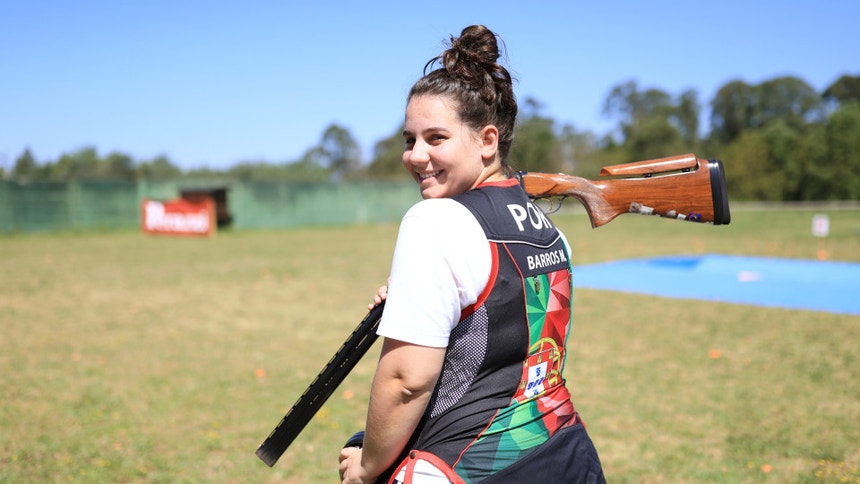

left=314, top=124, right=362, bottom=181
left=795, top=123, right=830, bottom=200
left=625, top=116, right=685, bottom=161
left=602, top=81, right=692, bottom=160
left=604, top=81, right=674, bottom=131
left=710, top=80, right=756, bottom=145
left=722, top=130, right=785, bottom=201
left=823, top=103, right=860, bottom=199
left=228, top=161, right=286, bottom=182
left=822, top=74, right=860, bottom=108
left=760, top=120, right=803, bottom=199
left=137, top=155, right=182, bottom=180
left=509, top=98, right=562, bottom=173
left=557, top=124, right=602, bottom=177
left=282, top=158, right=332, bottom=182
left=365, top=124, right=409, bottom=180
left=13, top=148, right=39, bottom=181
left=710, top=76, right=822, bottom=145
left=675, top=89, right=701, bottom=146
left=48, top=146, right=100, bottom=181
left=102, top=151, right=136, bottom=181
left=755, top=76, right=823, bottom=130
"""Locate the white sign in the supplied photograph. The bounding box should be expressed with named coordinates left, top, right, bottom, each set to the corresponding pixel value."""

left=812, top=214, right=830, bottom=238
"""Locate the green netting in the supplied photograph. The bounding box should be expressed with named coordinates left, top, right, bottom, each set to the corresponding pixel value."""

left=0, top=180, right=420, bottom=233
left=230, top=181, right=420, bottom=229
left=0, top=181, right=142, bottom=232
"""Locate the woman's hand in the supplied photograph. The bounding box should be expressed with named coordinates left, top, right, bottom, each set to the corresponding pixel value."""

left=338, top=447, right=370, bottom=484
left=367, top=279, right=389, bottom=310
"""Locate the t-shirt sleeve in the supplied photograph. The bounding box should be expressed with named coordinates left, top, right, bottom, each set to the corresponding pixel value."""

left=376, top=198, right=490, bottom=348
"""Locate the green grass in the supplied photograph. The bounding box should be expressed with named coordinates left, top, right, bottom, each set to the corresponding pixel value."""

left=1, top=209, right=858, bottom=483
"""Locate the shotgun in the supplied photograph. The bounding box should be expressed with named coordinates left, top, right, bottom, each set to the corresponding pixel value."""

left=255, top=153, right=730, bottom=467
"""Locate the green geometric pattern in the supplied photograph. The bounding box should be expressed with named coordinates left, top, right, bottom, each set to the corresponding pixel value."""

left=456, top=268, right=574, bottom=481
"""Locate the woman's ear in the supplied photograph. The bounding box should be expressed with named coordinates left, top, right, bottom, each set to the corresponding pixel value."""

left=479, top=125, right=499, bottom=161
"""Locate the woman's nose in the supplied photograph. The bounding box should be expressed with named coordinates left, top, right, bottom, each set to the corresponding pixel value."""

left=406, top=141, right=430, bottom=164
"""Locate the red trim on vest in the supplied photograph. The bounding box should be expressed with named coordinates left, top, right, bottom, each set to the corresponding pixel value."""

left=476, top=178, right=519, bottom=189
left=460, top=241, right=499, bottom=320
left=450, top=243, right=516, bottom=472
left=386, top=450, right=465, bottom=484
left=451, top=406, right=503, bottom=471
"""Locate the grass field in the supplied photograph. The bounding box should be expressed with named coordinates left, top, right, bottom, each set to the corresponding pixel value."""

left=1, top=208, right=858, bottom=483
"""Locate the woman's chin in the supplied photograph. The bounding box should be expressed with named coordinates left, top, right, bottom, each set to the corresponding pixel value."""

left=419, top=187, right=448, bottom=200
left=417, top=179, right=441, bottom=199
left=419, top=188, right=438, bottom=199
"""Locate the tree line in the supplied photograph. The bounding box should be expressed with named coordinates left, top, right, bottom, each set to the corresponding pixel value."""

left=6, top=74, right=859, bottom=201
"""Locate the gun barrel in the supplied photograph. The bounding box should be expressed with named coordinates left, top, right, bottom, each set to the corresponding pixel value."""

left=255, top=304, right=384, bottom=466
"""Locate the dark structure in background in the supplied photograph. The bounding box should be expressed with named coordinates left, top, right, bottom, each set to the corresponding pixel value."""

left=181, top=187, right=232, bottom=228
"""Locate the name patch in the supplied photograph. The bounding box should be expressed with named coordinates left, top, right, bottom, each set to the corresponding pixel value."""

left=527, top=249, right=568, bottom=271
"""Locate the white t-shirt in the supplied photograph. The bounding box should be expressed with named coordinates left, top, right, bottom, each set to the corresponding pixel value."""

left=376, top=198, right=491, bottom=348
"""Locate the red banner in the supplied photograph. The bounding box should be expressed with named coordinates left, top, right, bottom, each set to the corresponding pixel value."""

left=141, top=197, right=216, bottom=237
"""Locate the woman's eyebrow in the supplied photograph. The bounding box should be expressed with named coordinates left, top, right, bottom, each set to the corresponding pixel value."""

left=403, top=126, right=448, bottom=137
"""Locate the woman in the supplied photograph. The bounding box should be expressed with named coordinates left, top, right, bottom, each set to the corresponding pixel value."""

left=339, top=25, right=604, bottom=484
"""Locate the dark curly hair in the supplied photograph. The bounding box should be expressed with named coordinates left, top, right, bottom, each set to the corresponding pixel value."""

left=408, top=25, right=518, bottom=173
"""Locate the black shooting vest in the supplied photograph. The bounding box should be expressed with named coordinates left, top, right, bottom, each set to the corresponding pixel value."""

left=384, top=180, right=581, bottom=483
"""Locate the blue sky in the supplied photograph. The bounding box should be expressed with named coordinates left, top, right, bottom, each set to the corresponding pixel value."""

left=2, top=0, right=857, bottom=170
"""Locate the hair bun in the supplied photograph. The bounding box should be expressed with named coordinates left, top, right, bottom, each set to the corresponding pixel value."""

left=436, top=25, right=511, bottom=102
left=440, top=25, right=500, bottom=82
left=447, top=25, right=500, bottom=67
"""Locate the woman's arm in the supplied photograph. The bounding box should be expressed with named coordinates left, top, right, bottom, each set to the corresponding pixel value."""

left=339, top=337, right=445, bottom=483
left=340, top=200, right=486, bottom=482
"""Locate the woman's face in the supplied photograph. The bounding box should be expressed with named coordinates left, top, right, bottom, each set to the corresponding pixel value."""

left=402, top=95, right=500, bottom=199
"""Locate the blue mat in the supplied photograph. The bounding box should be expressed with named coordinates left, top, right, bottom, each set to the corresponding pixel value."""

left=571, top=255, right=860, bottom=315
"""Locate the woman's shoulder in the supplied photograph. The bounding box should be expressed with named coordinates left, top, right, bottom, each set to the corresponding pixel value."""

left=400, top=198, right=486, bottom=243
left=403, top=197, right=474, bottom=220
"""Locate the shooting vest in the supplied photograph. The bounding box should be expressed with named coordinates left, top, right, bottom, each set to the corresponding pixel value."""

left=384, top=179, right=582, bottom=484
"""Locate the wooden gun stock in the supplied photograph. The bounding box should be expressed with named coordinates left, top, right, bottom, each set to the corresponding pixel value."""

left=520, top=153, right=731, bottom=227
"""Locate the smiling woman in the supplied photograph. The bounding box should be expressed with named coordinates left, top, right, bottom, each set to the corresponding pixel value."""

left=336, top=25, right=604, bottom=484
left=401, top=95, right=504, bottom=199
